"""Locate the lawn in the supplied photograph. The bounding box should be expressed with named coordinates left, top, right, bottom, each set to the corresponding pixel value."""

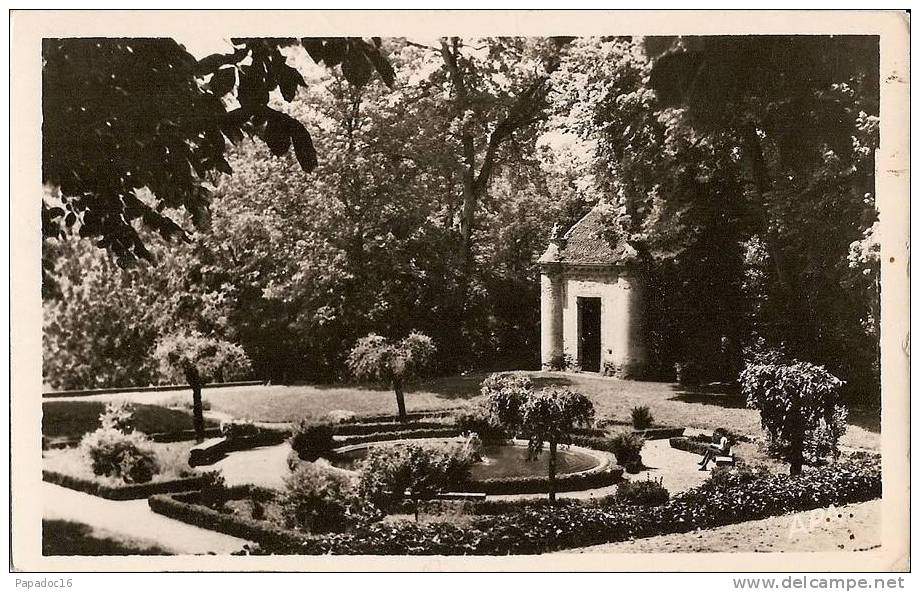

left=195, top=374, right=483, bottom=422
left=43, top=520, right=172, bottom=556
left=42, top=400, right=218, bottom=444
left=43, top=371, right=879, bottom=450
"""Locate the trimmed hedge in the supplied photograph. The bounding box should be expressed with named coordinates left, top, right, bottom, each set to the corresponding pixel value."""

left=336, top=427, right=462, bottom=446
left=454, top=464, right=623, bottom=495
left=669, top=436, right=712, bottom=456
left=334, top=420, right=453, bottom=437
left=43, top=469, right=217, bottom=500
left=148, top=485, right=308, bottom=547
left=240, top=454, right=880, bottom=555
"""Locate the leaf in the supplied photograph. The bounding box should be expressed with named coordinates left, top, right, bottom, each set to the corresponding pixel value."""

left=291, top=123, right=318, bottom=172
left=278, top=63, right=306, bottom=102
left=237, top=67, right=270, bottom=109
left=209, top=67, right=236, bottom=97
left=262, top=110, right=292, bottom=157
left=341, top=46, right=373, bottom=87
left=196, top=52, right=235, bottom=75
left=220, top=108, right=248, bottom=144
left=365, top=48, right=396, bottom=87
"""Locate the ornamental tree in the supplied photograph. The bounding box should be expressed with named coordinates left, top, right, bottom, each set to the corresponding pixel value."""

left=154, top=331, right=252, bottom=441
left=741, top=358, right=847, bottom=475
left=484, top=374, right=595, bottom=503
left=346, top=332, right=435, bottom=422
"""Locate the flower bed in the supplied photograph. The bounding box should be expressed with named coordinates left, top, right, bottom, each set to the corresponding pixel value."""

left=236, top=454, right=880, bottom=555
left=43, top=440, right=213, bottom=499
left=148, top=485, right=309, bottom=547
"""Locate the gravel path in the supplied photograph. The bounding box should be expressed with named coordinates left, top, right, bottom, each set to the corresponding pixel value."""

left=42, top=482, right=250, bottom=555
left=564, top=500, right=880, bottom=553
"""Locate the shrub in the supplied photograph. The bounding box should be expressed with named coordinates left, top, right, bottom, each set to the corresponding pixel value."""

left=616, top=476, right=669, bottom=506
left=706, top=463, right=772, bottom=488
left=279, top=463, right=379, bottom=533
left=79, top=428, right=160, bottom=484
left=289, top=418, right=335, bottom=461
left=355, top=443, right=474, bottom=512
left=546, top=353, right=574, bottom=371
left=454, top=405, right=508, bottom=442
left=741, top=358, right=846, bottom=473
left=607, top=430, right=645, bottom=473
left=220, top=419, right=260, bottom=440
left=481, top=373, right=533, bottom=429
left=630, top=406, right=654, bottom=430
left=99, top=400, right=135, bottom=432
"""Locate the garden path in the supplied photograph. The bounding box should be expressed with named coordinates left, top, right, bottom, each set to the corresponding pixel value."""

left=563, top=500, right=881, bottom=553
left=42, top=482, right=250, bottom=555
left=212, top=443, right=293, bottom=489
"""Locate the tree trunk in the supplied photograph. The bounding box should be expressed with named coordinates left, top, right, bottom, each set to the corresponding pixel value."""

left=548, top=440, right=558, bottom=504
left=393, top=376, right=407, bottom=422
left=184, top=364, right=205, bottom=443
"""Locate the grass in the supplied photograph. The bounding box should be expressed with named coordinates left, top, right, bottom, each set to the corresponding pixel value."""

left=43, top=441, right=198, bottom=485
left=43, top=520, right=172, bottom=556
left=45, top=371, right=879, bottom=451
left=42, top=400, right=218, bottom=444
left=198, top=375, right=482, bottom=423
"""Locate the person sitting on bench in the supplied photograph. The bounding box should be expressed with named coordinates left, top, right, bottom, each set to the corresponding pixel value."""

left=699, top=431, right=731, bottom=471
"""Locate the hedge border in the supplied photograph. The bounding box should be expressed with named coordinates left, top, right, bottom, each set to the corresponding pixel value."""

left=669, top=436, right=711, bottom=456
left=335, top=427, right=463, bottom=446
left=42, top=469, right=216, bottom=500
left=455, top=464, right=624, bottom=495
left=334, top=420, right=454, bottom=437
left=148, top=486, right=309, bottom=547
left=245, top=455, right=882, bottom=555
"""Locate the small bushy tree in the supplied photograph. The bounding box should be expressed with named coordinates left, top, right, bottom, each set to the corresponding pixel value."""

left=483, top=373, right=595, bottom=503
left=741, top=359, right=847, bottom=475
left=346, top=332, right=435, bottom=422
left=154, top=331, right=252, bottom=441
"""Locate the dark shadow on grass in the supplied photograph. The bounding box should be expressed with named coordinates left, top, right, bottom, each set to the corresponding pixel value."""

left=42, top=520, right=172, bottom=556
left=668, top=390, right=749, bottom=410
left=408, top=373, right=575, bottom=400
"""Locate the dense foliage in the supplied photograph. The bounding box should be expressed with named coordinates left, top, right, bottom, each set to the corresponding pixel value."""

left=43, top=36, right=880, bottom=408
left=280, top=463, right=379, bottom=533
left=615, top=476, right=669, bottom=506
left=242, top=454, right=880, bottom=555
left=288, top=419, right=336, bottom=462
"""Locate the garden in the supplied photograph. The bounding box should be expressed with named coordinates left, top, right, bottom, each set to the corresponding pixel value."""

left=37, top=35, right=884, bottom=557
left=42, top=351, right=882, bottom=555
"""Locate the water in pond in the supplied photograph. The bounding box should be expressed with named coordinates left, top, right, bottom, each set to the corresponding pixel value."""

left=331, top=442, right=600, bottom=480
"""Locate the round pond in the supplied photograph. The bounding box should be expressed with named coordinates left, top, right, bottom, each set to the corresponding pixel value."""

left=328, top=438, right=606, bottom=482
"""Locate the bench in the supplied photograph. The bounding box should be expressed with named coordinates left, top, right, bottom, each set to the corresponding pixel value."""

left=714, top=455, right=735, bottom=467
